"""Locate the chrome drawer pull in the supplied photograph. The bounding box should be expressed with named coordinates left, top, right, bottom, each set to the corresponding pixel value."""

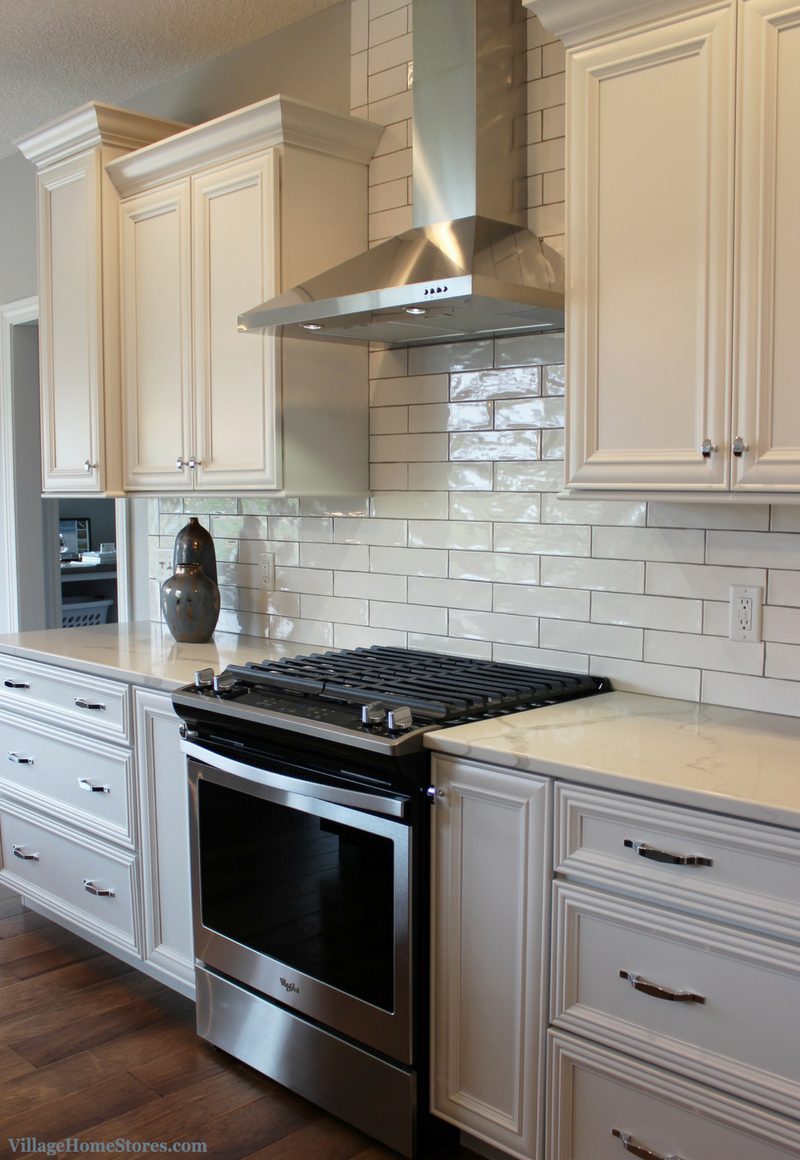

left=624, top=840, right=712, bottom=867
left=78, top=778, right=110, bottom=793
left=612, top=1129, right=683, bottom=1160
left=83, top=879, right=115, bottom=897
left=4, top=680, right=30, bottom=689
left=620, top=970, right=705, bottom=1004
left=12, top=845, right=39, bottom=861
left=74, top=698, right=106, bottom=711
left=7, top=752, right=33, bottom=765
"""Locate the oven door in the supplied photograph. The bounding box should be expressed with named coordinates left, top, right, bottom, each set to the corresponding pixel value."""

left=186, top=744, right=414, bottom=1065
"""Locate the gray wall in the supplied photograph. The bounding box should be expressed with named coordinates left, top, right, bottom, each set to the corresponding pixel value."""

left=0, top=153, right=37, bottom=307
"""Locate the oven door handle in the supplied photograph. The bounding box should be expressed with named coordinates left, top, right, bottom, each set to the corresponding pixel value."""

left=181, top=738, right=408, bottom=818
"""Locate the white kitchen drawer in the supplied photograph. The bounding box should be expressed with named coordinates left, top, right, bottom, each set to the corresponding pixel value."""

left=555, top=782, right=800, bottom=942
left=552, top=881, right=800, bottom=1121
left=0, top=710, right=134, bottom=846
left=0, top=803, right=140, bottom=957
left=547, top=1030, right=800, bottom=1160
left=0, top=656, right=130, bottom=743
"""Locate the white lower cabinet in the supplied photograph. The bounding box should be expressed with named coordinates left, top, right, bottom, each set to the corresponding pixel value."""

left=0, top=657, right=193, bottom=998
left=135, top=688, right=194, bottom=998
left=430, top=755, right=551, bottom=1160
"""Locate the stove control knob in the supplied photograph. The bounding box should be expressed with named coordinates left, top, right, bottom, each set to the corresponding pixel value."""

left=213, top=672, right=235, bottom=694
left=194, top=668, right=215, bottom=690
left=387, top=706, right=413, bottom=732
left=361, top=701, right=387, bottom=725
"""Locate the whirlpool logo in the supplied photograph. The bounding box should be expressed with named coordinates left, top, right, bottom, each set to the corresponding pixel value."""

left=280, top=977, right=300, bottom=994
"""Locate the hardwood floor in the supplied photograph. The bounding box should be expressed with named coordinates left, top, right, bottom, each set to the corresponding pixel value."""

left=0, top=886, right=476, bottom=1160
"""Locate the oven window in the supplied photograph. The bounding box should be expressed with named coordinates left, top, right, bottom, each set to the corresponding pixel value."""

left=198, top=779, right=396, bottom=1012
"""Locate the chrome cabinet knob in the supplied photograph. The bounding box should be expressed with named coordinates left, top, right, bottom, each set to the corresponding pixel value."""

left=188, top=457, right=201, bottom=470
left=12, top=845, right=39, bottom=861
left=733, top=436, right=750, bottom=457
left=74, top=698, right=106, bottom=711
left=84, top=460, right=96, bottom=473
left=700, top=438, right=717, bottom=458
left=176, top=456, right=185, bottom=470
left=84, top=879, right=115, bottom=897
left=4, top=680, right=30, bottom=689
left=7, top=752, right=33, bottom=765
left=612, top=1128, right=683, bottom=1160
left=78, top=778, right=110, bottom=793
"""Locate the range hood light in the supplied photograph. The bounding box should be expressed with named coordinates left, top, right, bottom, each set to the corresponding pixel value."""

left=302, top=323, right=324, bottom=330
left=405, top=307, right=427, bottom=315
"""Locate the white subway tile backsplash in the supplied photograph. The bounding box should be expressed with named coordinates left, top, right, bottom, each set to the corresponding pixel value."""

left=494, top=461, right=565, bottom=491
left=301, top=594, right=369, bottom=626
left=371, top=373, right=448, bottom=406
left=771, top=507, right=800, bottom=533
left=593, top=526, right=705, bottom=564
left=645, top=630, right=764, bottom=676
left=371, top=462, right=408, bottom=491
left=408, top=576, right=493, bottom=612
left=702, top=670, right=800, bottom=716
left=494, top=642, right=589, bottom=672
left=542, top=495, right=646, bottom=526
left=371, top=433, right=448, bottom=461
left=275, top=567, right=333, bottom=596
left=299, top=497, right=370, bottom=518
left=706, top=530, right=800, bottom=570
left=541, top=619, right=643, bottom=661
left=335, top=623, right=406, bottom=650
left=238, top=538, right=298, bottom=567
left=408, top=462, right=494, bottom=491
left=351, top=0, right=369, bottom=53
left=450, top=609, right=540, bottom=647
left=370, top=545, right=448, bottom=576
left=449, top=492, right=541, bottom=522
left=543, top=365, right=565, bottom=395
left=409, top=520, right=492, bottom=551
left=494, top=522, right=590, bottom=557
left=268, top=517, right=333, bottom=543
left=765, top=642, right=800, bottom=680
left=450, top=551, right=540, bottom=585
left=646, top=562, right=767, bottom=601
left=541, top=429, right=565, bottom=460
left=335, top=571, right=407, bottom=602
left=763, top=605, right=800, bottom=644
left=369, top=348, right=408, bottom=380
left=542, top=556, right=644, bottom=593
left=495, top=333, right=565, bottom=367
left=494, top=397, right=564, bottom=429
left=592, top=657, right=701, bottom=701
left=369, top=6, right=407, bottom=46
left=701, top=600, right=729, bottom=637
left=240, top=589, right=300, bottom=618
left=270, top=617, right=333, bottom=647
left=647, top=503, right=770, bottom=531
left=370, top=492, right=449, bottom=519
left=450, top=367, right=541, bottom=400
left=368, top=31, right=413, bottom=74
left=299, top=543, right=370, bottom=572
left=371, top=600, right=447, bottom=635
left=769, top=570, right=800, bottom=608
left=494, top=583, right=590, bottom=621
left=334, top=517, right=407, bottom=546
left=451, top=431, right=540, bottom=461
left=408, top=634, right=493, bottom=660
left=408, top=340, right=493, bottom=375
left=592, top=591, right=703, bottom=634
left=408, top=402, right=492, bottom=432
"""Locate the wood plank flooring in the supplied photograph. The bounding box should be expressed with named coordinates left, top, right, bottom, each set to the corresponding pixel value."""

left=0, top=886, right=477, bottom=1160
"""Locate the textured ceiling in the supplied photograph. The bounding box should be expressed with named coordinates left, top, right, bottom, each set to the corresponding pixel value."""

left=1, top=0, right=342, bottom=159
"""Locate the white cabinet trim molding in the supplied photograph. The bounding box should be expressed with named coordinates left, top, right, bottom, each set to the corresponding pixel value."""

left=106, top=95, right=384, bottom=199
left=14, top=101, right=187, bottom=170
left=525, top=0, right=730, bottom=46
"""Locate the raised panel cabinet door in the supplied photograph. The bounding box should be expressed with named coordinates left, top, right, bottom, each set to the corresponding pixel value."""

left=119, top=183, right=193, bottom=491
left=38, top=150, right=104, bottom=492
left=134, top=688, right=195, bottom=998
left=733, top=0, right=800, bottom=491
left=566, top=3, right=735, bottom=491
left=431, top=755, right=551, bottom=1160
left=192, top=150, right=281, bottom=492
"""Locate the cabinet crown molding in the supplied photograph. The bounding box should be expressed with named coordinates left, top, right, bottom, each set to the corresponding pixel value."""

left=524, top=0, right=722, bottom=47
left=15, top=102, right=188, bottom=170
left=105, top=95, right=384, bottom=198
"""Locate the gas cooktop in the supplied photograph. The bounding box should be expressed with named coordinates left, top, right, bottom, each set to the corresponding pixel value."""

left=173, top=646, right=610, bottom=757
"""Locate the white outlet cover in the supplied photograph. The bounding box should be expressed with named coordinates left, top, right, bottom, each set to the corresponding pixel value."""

left=729, top=585, right=763, bottom=643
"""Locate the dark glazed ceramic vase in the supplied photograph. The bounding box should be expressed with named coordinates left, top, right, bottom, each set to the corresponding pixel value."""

left=173, top=517, right=218, bottom=587
left=161, top=563, right=220, bottom=644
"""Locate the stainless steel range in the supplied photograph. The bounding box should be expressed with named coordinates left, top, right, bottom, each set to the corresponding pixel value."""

left=172, top=647, right=610, bottom=1157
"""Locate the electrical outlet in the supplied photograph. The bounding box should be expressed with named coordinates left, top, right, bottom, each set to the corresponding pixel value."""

left=259, top=552, right=275, bottom=591
left=154, top=548, right=173, bottom=585
left=729, top=585, right=763, bottom=642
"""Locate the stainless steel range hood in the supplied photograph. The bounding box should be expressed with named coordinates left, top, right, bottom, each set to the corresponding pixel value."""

left=238, top=0, right=564, bottom=347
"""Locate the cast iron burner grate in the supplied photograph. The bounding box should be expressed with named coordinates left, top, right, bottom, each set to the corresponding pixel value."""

left=224, top=645, right=607, bottom=723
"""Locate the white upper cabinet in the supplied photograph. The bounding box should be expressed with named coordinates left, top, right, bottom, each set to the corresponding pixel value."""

left=528, top=0, right=800, bottom=499
left=106, top=96, right=382, bottom=495
left=16, top=103, right=187, bottom=496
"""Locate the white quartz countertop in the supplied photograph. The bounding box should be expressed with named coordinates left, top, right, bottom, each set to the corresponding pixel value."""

left=425, top=690, right=800, bottom=829
left=0, top=622, right=326, bottom=692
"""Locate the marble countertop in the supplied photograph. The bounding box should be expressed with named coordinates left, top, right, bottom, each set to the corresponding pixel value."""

left=0, top=622, right=325, bottom=692
left=426, top=690, right=800, bottom=829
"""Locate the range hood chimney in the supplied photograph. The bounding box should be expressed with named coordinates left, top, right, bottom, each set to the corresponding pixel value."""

left=239, top=0, right=564, bottom=346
